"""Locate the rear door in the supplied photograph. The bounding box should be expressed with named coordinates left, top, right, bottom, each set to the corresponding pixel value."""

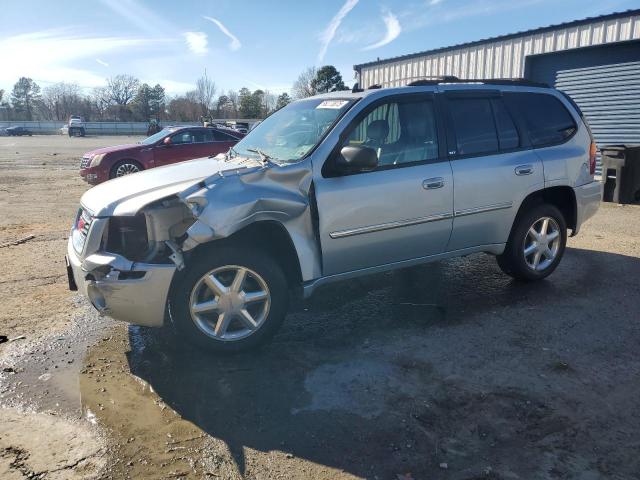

left=210, top=129, right=240, bottom=156
left=314, top=93, right=454, bottom=275
left=442, top=90, right=545, bottom=251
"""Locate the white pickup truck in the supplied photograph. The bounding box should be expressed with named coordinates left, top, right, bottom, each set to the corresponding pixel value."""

left=67, top=116, right=86, bottom=137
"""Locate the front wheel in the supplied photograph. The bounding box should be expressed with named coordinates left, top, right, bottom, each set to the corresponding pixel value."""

left=170, top=246, right=289, bottom=353
left=497, top=203, right=567, bottom=281
left=110, top=160, right=143, bottom=179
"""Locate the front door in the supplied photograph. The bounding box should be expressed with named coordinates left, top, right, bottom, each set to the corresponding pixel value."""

left=153, top=129, right=199, bottom=167
left=314, top=94, right=454, bottom=276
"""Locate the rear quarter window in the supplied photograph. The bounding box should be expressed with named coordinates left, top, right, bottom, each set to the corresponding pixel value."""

left=505, top=92, right=576, bottom=147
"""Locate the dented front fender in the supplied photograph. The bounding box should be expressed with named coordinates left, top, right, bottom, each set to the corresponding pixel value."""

left=179, top=159, right=322, bottom=281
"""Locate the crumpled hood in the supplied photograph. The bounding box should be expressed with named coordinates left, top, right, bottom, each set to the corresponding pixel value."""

left=81, top=156, right=253, bottom=217
left=84, top=143, right=142, bottom=156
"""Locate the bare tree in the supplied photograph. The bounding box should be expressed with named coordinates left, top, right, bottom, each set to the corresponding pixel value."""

left=42, top=82, right=83, bottom=120
left=262, top=90, right=277, bottom=116
left=292, top=67, right=317, bottom=99
left=195, top=70, right=216, bottom=118
left=168, top=92, right=202, bottom=122
left=90, top=87, right=112, bottom=120
left=106, top=74, right=140, bottom=105
left=227, top=89, right=239, bottom=117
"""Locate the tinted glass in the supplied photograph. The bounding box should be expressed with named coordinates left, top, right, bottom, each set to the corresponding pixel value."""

left=449, top=98, right=499, bottom=156
left=346, top=98, right=438, bottom=167
left=172, top=131, right=193, bottom=144
left=191, top=130, right=207, bottom=143
left=491, top=99, right=519, bottom=150
left=203, top=129, right=215, bottom=142
left=505, top=93, right=576, bottom=147
left=212, top=130, right=235, bottom=141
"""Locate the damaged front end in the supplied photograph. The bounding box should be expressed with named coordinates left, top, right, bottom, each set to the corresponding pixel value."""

left=68, top=157, right=320, bottom=328
left=67, top=196, right=195, bottom=327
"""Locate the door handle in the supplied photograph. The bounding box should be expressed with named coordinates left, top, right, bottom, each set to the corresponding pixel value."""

left=515, top=165, right=534, bottom=176
left=422, top=177, right=445, bottom=189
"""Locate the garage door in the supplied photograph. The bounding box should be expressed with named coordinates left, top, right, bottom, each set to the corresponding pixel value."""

left=554, top=61, right=640, bottom=175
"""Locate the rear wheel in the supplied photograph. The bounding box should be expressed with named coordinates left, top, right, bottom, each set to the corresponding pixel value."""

left=170, top=246, right=289, bottom=353
left=110, top=160, right=143, bottom=179
left=497, top=203, right=567, bottom=281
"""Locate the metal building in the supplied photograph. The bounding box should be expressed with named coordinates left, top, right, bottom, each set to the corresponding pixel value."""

left=354, top=9, right=640, bottom=171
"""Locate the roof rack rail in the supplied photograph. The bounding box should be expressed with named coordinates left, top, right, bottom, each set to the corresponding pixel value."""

left=367, top=84, right=382, bottom=90
left=407, top=77, right=549, bottom=88
left=407, top=76, right=460, bottom=86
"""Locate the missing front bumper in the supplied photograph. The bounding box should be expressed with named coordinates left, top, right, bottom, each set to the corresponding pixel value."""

left=67, top=239, right=176, bottom=328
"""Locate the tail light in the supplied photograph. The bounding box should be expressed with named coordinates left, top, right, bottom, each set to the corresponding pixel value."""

left=589, top=141, right=597, bottom=176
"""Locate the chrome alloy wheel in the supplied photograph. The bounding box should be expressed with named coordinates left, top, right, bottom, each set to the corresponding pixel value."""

left=189, top=265, right=271, bottom=341
left=115, top=163, right=140, bottom=176
left=523, top=216, right=561, bottom=271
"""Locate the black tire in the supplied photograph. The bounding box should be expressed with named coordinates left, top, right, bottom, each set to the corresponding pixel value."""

left=497, top=203, right=567, bottom=281
left=170, top=245, right=289, bottom=353
left=109, top=159, right=143, bottom=179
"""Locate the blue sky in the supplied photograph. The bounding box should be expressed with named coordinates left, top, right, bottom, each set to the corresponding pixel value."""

left=0, top=0, right=638, bottom=97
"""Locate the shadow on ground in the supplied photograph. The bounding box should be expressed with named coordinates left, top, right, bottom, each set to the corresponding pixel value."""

left=128, top=247, right=640, bottom=479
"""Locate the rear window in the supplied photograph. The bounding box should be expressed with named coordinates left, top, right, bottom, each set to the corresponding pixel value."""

left=449, top=98, right=499, bottom=156
left=505, top=93, right=576, bottom=147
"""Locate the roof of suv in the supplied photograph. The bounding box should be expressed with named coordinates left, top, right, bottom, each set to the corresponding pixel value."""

left=310, top=76, right=553, bottom=101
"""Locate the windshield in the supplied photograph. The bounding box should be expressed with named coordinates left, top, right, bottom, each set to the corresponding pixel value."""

left=232, top=98, right=354, bottom=163
left=141, top=128, right=176, bottom=145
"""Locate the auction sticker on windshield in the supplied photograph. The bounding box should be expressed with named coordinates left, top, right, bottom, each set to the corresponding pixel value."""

left=316, top=100, right=350, bottom=109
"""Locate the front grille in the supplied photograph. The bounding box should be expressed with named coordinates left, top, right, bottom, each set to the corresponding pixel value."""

left=80, top=155, right=91, bottom=168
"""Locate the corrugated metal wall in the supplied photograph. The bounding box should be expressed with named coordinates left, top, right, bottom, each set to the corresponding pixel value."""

left=555, top=60, right=640, bottom=175
left=358, top=14, right=640, bottom=88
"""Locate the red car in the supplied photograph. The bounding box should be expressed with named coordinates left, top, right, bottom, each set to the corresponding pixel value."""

left=80, top=126, right=243, bottom=185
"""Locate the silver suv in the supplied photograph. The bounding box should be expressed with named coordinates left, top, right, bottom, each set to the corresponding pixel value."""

left=66, top=79, right=602, bottom=352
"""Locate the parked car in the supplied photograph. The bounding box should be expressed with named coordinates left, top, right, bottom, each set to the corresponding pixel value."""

left=79, top=125, right=243, bottom=184
left=66, top=79, right=602, bottom=353
left=5, top=126, right=32, bottom=136
left=68, top=116, right=86, bottom=137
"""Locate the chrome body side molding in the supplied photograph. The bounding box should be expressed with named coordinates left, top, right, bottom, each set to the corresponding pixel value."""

left=329, top=212, right=453, bottom=239
left=454, top=201, right=513, bottom=218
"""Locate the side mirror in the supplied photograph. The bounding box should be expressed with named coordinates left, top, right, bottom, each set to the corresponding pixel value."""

left=163, top=136, right=172, bottom=146
left=334, top=145, right=378, bottom=173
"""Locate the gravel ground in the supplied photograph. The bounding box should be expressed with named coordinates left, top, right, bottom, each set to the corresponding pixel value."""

left=0, top=135, right=639, bottom=479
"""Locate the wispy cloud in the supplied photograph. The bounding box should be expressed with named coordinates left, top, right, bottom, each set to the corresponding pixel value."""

left=183, top=31, right=208, bottom=55
left=100, top=0, right=176, bottom=38
left=429, top=0, right=444, bottom=5
left=0, top=30, right=156, bottom=89
left=95, top=58, right=109, bottom=67
left=317, top=0, right=359, bottom=63
left=203, top=16, right=241, bottom=51
left=363, top=11, right=401, bottom=50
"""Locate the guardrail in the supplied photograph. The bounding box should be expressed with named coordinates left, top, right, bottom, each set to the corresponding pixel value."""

left=0, top=120, right=260, bottom=135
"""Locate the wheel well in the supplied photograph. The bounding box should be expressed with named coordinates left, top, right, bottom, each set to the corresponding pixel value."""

left=189, top=221, right=303, bottom=290
left=110, top=159, right=144, bottom=176
left=516, top=186, right=577, bottom=233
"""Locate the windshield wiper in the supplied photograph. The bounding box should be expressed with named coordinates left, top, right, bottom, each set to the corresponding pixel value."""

left=222, top=146, right=238, bottom=160
left=246, top=147, right=275, bottom=164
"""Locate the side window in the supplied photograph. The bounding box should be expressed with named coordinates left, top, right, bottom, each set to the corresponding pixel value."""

left=345, top=97, right=438, bottom=167
left=505, top=93, right=577, bottom=147
left=491, top=99, right=519, bottom=150
left=448, top=98, right=499, bottom=156
left=203, top=129, right=215, bottom=142
left=171, top=131, right=193, bottom=144
left=212, top=130, right=236, bottom=141
left=191, top=130, right=207, bottom=143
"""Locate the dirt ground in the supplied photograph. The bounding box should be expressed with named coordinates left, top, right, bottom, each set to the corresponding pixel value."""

left=0, top=135, right=639, bottom=480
